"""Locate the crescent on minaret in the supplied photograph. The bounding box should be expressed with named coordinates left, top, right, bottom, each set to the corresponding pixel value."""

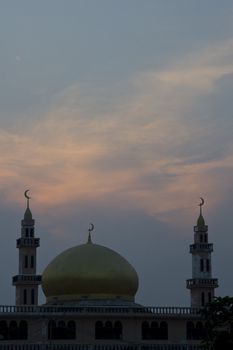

left=24, top=189, right=31, bottom=200
left=199, top=197, right=204, bottom=207
left=89, top=223, right=94, bottom=232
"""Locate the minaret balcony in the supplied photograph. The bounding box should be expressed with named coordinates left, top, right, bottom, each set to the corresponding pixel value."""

left=12, top=274, right=42, bottom=285
left=194, top=225, right=208, bottom=233
left=190, top=243, right=213, bottom=253
left=16, top=237, right=40, bottom=248
left=186, top=278, right=218, bottom=289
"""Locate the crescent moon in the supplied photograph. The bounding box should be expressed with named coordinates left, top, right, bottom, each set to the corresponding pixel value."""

left=89, top=223, right=94, bottom=232
left=199, top=197, right=204, bottom=206
left=24, top=189, right=30, bottom=200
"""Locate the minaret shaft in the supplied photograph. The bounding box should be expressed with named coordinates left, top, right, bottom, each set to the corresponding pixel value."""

left=12, top=193, right=41, bottom=305
left=186, top=200, right=218, bottom=307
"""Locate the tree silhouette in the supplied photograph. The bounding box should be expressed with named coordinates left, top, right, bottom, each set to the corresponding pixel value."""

left=200, top=296, right=233, bottom=349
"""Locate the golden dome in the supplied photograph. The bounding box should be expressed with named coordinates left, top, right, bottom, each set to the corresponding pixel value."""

left=42, top=241, right=138, bottom=304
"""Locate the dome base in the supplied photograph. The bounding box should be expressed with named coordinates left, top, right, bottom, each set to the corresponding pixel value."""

left=46, top=293, right=135, bottom=305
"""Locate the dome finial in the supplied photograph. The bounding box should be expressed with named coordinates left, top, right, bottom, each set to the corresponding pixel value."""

left=88, top=223, right=94, bottom=243
left=197, top=197, right=205, bottom=226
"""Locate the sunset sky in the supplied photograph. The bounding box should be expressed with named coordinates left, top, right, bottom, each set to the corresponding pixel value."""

left=0, top=0, right=233, bottom=306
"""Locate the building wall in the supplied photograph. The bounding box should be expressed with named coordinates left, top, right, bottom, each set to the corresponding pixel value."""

left=0, top=311, right=203, bottom=345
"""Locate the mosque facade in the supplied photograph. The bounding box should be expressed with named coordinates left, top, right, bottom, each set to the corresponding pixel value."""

left=0, top=194, right=219, bottom=349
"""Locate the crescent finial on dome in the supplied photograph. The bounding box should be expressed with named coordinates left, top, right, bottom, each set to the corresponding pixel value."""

left=88, top=223, right=94, bottom=243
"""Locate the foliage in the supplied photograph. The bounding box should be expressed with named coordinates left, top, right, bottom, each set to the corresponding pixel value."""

left=200, top=296, right=233, bottom=350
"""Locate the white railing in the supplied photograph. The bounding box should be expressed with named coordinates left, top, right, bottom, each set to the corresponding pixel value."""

left=0, top=305, right=201, bottom=316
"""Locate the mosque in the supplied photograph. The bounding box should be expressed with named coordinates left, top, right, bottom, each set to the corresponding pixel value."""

left=0, top=192, right=219, bottom=349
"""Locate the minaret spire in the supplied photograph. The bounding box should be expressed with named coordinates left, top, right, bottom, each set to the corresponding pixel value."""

left=186, top=198, right=218, bottom=307
left=12, top=190, right=42, bottom=305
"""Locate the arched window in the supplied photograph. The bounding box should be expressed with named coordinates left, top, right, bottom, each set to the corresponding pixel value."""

left=9, top=321, right=18, bottom=340
left=186, top=321, right=195, bottom=340
left=67, top=320, right=76, bottom=339
left=200, top=234, right=203, bottom=242
left=208, top=292, right=212, bottom=303
left=31, top=289, right=35, bottom=305
left=160, top=321, right=168, bottom=340
left=206, top=259, right=210, bottom=272
left=95, top=320, right=122, bottom=340
left=57, top=320, right=66, bottom=339
left=95, top=321, right=103, bottom=339
left=24, top=256, right=28, bottom=269
left=151, top=321, right=159, bottom=339
left=30, top=228, right=34, bottom=237
left=25, top=228, right=29, bottom=237
left=48, top=320, right=75, bottom=340
left=114, top=321, right=122, bottom=340
left=142, top=321, right=150, bottom=340
left=0, top=321, right=7, bottom=340
left=19, top=321, right=28, bottom=340
left=23, top=289, right=27, bottom=305
left=196, top=322, right=204, bottom=340
left=30, top=256, right=34, bottom=269
left=48, top=320, right=56, bottom=340
left=204, top=234, right=207, bottom=243
left=105, top=321, right=113, bottom=339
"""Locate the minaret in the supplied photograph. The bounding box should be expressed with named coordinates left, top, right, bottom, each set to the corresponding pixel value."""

left=186, top=198, right=218, bottom=307
left=12, top=190, right=41, bottom=305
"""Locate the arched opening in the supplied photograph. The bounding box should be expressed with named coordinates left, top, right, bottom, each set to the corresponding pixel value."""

left=95, top=321, right=103, bottom=339
left=9, top=321, right=18, bottom=340
left=31, top=289, right=35, bottom=305
left=196, top=322, right=204, bottom=340
left=160, top=321, right=168, bottom=340
left=57, top=320, right=66, bottom=339
left=67, top=320, right=76, bottom=339
left=142, top=321, right=150, bottom=340
left=208, top=292, right=212, bottom=303
left=48, top=320, right=76, bottom=340
left=24, top=256, right=28, bottom=269
left=95, top=320, right=123, bottom=340
left=30, top=256, right=34, bottom=269
left=18, top=320, right=28, bottom=340
left=150, top=321, right=159, bottom=339
left=23, top=289, right=27, bottom=305
left=0, top=321, right=8, bottom=340
left=206, top=259, right=210, bottom=272
left=114, top=321, right=122, bottom=340
left=48, top=320, right=56, bottom=340
left=105, top=321, right=113, bottom=339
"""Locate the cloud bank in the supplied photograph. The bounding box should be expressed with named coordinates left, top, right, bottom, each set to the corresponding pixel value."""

left=1, top=39, right=233, bottom=225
